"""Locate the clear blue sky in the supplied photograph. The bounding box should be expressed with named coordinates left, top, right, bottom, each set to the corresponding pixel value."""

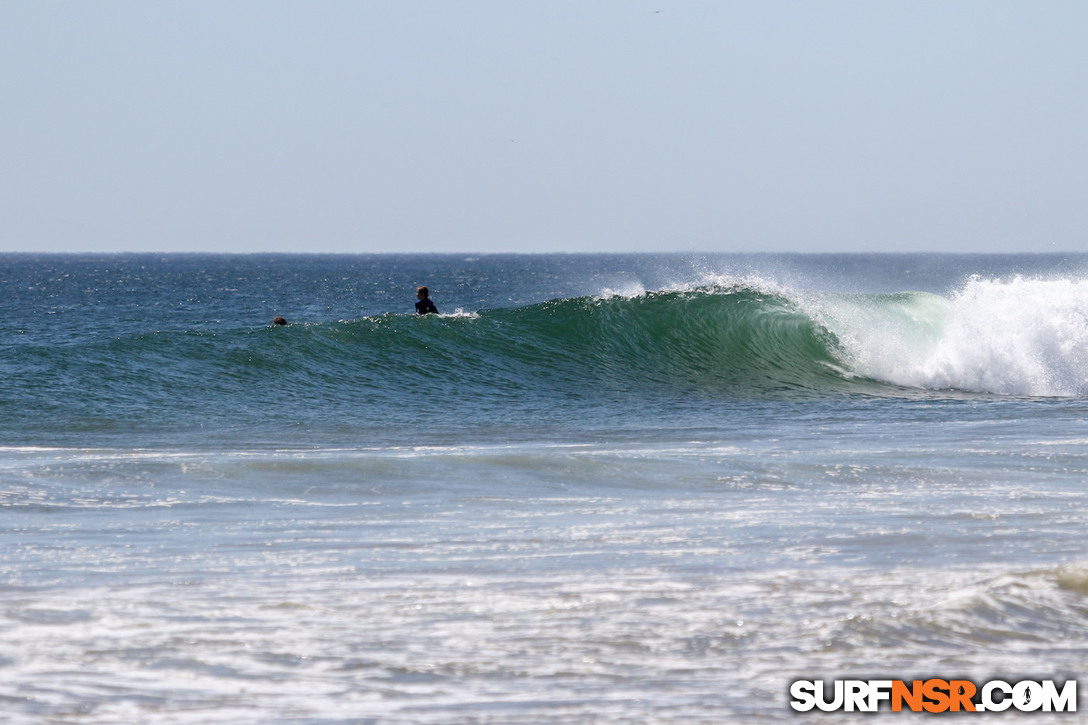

left=2, top=1, right=1086, bottom=254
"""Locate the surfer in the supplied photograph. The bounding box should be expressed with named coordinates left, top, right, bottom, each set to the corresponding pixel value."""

left=272, top=316, right=288, bottom=326
left=415, top=286, right=438, bottom=315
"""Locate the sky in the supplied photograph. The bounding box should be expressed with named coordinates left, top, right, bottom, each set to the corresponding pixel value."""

left=2, top=0, right=1087, bottom=255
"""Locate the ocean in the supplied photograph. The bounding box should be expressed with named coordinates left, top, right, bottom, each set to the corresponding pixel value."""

left=2, top=252, right=1088, bottom=723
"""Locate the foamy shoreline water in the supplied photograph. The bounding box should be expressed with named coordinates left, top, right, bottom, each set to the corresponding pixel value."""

left=2, top=254, right=1087, bottom=722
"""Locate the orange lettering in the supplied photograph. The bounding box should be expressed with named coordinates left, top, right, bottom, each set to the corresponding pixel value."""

left=892, top=680, right=924, bottom=712
left=948, top=680, right=977, bottom=712
left=922, top=679, right=950, bottom=713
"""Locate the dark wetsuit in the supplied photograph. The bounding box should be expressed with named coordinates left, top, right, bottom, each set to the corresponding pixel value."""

left=415, top=298, right=438, bottom=315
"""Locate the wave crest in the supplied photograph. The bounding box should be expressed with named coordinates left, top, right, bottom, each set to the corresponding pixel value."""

left=821, top=276, right=1088, bottom=397
left=12, top=275, right=1088, bottom=414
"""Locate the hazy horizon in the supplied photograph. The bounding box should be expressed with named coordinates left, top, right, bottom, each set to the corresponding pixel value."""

left=3, top=1, right=1086, bottom=255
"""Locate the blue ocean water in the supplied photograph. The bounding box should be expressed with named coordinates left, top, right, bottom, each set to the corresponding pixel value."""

left=2, top=253, right=1088, bottom=722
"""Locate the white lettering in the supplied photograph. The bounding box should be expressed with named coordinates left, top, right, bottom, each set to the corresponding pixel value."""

left=867, top=679, right=893, bottom=711
left=1014, top=681, right=1043, bottom=712
left=1041, top=680, right=1077, bottom=712
left=981, top=680, right=1012, bottom=712
left=789, top=680, right=816, bottom=712
left=815, top=680, right=844, bottom=712
left=844, top=680, right=869, bottom=712
left=792, top=677, right=1076, bottom=713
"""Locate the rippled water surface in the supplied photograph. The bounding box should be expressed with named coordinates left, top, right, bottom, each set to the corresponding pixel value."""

left=3, top=253, right=1088, bottom=722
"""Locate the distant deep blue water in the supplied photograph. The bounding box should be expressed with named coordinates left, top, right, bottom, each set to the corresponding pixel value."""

left=3, top=253, right=1088, bottom=722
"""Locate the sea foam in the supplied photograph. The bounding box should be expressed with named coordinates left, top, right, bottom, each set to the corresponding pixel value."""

left=824, top=276, right=1088, bottom=396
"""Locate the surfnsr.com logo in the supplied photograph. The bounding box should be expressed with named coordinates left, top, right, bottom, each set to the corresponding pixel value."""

left=790, top=679, right=1077, bottom=713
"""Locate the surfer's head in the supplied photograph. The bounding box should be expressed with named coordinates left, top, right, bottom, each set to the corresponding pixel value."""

left=416, top=286, right=429, bottom=300
left=272, top=317, right=287, bottom=326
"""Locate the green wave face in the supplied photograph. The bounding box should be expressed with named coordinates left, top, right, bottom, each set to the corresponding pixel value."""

left=285, top=277, right=1088, bottom=400
left=10, top=275, right=1088, bottom=445
left=477, top=286, right=851, bottom=397
left=272, top=283, right=865, bottom=408
left=2, top=285, right=859, bottom=438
